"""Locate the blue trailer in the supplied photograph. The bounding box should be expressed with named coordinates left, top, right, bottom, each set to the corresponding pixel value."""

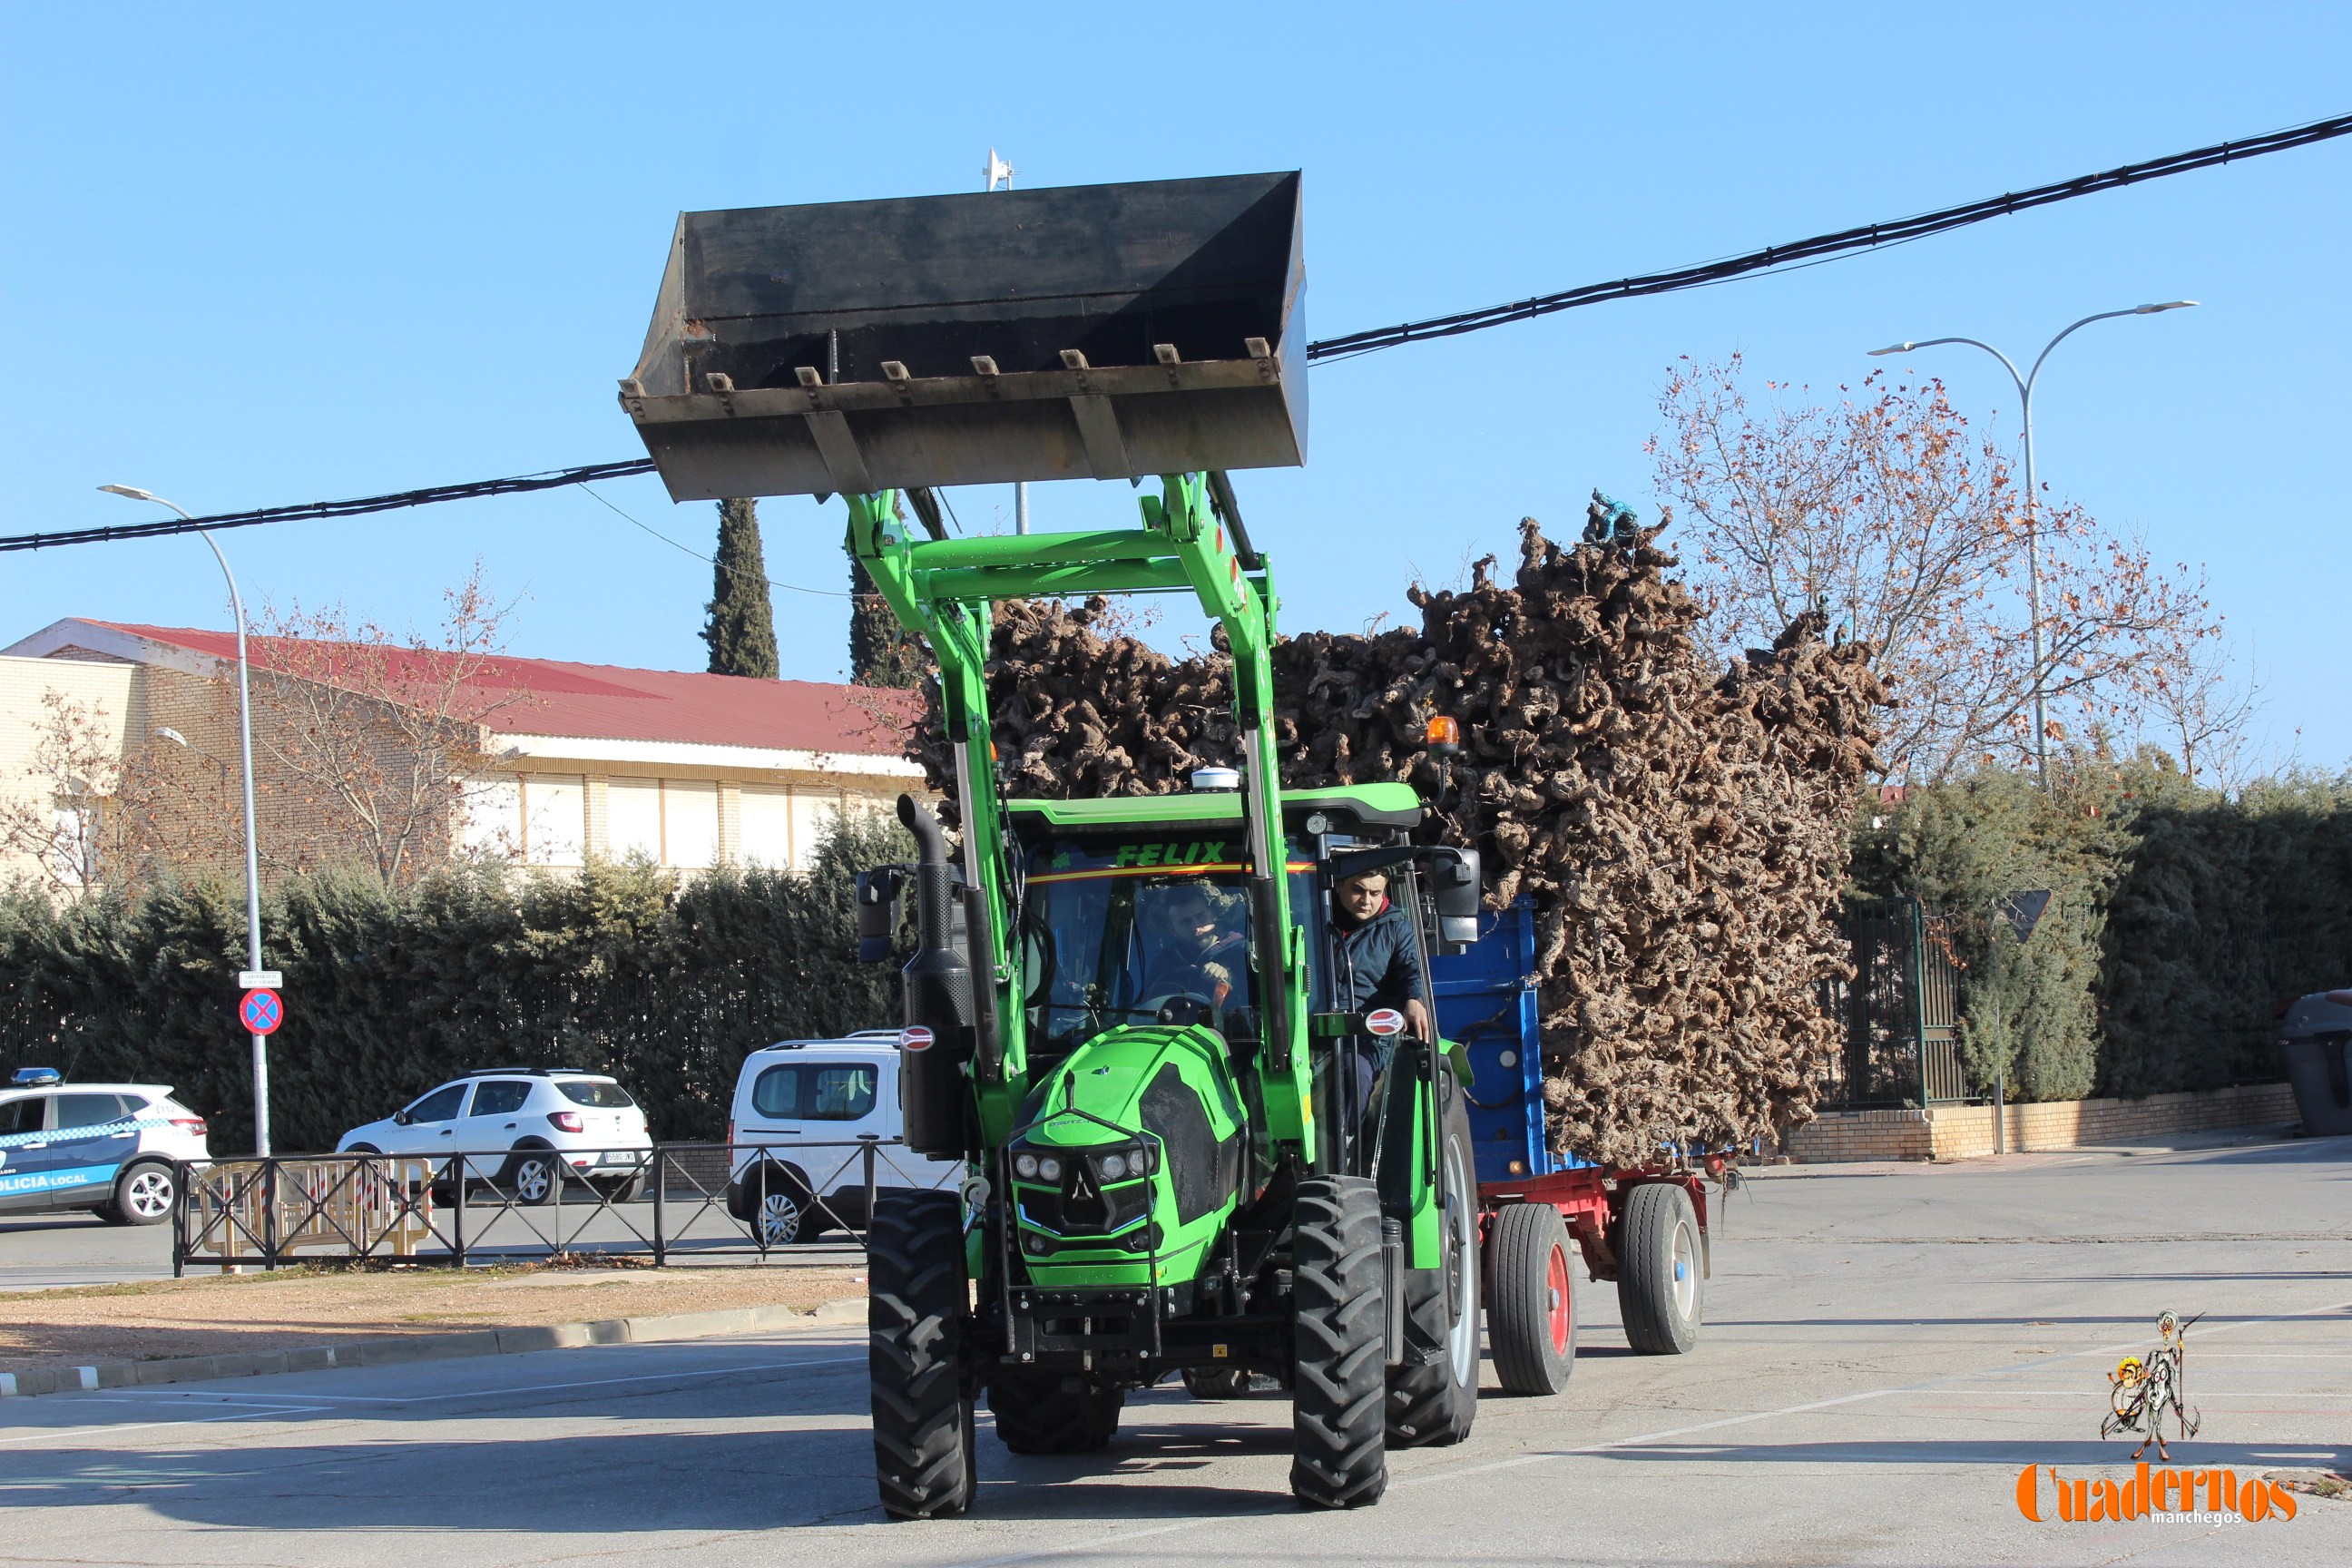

left=1430, top=901, right=1713, bottom=1392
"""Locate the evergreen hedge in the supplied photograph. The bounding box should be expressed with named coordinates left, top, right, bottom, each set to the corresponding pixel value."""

left=0, top=814, right=912, bottom=1152
left=1854, top=756, right=2347, bottom=1101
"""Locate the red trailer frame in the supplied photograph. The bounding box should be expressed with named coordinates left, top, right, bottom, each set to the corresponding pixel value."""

left=1475, top=1159, right=1721, bottom=1395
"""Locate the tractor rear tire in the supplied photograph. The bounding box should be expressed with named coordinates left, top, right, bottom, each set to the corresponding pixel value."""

left=868, top=1190, right=978, bottom=1518
left=988, top=1371, right=1123, bottom=1454
left=1385, top=1076, right=1480, bottom=1447
left=1487, top=1201, right=1576, bottom=1395
left=1616, top=1181, right=1703, bottom=1356
left=1289, top=1175, right=1387, bottom=1509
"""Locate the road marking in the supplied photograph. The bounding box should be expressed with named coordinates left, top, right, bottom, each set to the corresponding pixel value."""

left=1418, top=1295, right=2352, bottom=1487
left=0, top=1403, right=321, bottom=1445
left=936, top=1294, right=2352, bottom=1568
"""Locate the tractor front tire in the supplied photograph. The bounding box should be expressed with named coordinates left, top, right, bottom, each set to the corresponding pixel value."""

left=1487, top=1201, right=1576, bottom=1395
left=1386, top=1077, right=1480, bottom=1447
left=868, top=1190, right=978, bottom=1518
left=1616, top=1181, right=1704, bottom=1355
left=988, top=1371, right=1123, bottom=1454
left=1290, top=1175, right=1388, bottom=1509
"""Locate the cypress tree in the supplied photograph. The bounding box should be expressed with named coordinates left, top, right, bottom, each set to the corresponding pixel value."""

left=849, top=554, right=930, bottom=688
left=703, top=498, right=779, bottom=679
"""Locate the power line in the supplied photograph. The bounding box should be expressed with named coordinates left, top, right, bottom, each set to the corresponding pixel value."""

left=3, top=109, right=2346, bottom=555
left=0, top=459, right=655, bottom=554
left=1305, top=109, right=2352, bottom=361
left=576, top=484, right=851, bottom=598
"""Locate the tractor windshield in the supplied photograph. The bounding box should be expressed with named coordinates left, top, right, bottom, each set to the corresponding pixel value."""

left=1018, top=834, right=1316, bottom=1061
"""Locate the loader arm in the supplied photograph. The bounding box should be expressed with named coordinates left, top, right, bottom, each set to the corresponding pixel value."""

left=845, top=474, right=1312, bottom=1151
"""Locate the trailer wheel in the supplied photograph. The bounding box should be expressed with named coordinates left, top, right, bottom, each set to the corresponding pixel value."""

left=1181, top=1367, right=1251, bottom=1399
left=868, top=1190, right=978, bottom=1518
left=1487, top=1202, right=1576, bottom=1394
left=988, top=1371, right=1123, bottom=1454
left=1386, top=1077, right=1480, bottom=1446
left=1289, top=1175, right=1388, bottom=1509
left=1617, top=1182, right=1703, bottom=1355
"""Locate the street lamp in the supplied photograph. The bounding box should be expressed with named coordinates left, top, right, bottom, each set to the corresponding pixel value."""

left=99, top=485, right=272, bottom=1156
left=984, top=147, right=1029, bottom=534
left=1867, top=301, right=2197, bottom=788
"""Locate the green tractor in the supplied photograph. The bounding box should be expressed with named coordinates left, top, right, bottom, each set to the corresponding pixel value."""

left=622, top=172, right=1489, bottom=1512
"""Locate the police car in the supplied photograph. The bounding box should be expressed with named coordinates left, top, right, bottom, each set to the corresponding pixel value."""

left=0, top=1068, right=212, bottom=1225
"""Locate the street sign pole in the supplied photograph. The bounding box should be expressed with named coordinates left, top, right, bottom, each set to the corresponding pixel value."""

left=237, top=974, right=282, bottom=1156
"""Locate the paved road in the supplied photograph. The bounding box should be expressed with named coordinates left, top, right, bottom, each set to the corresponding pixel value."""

left=4, top=1134, right=2348, bottom=1565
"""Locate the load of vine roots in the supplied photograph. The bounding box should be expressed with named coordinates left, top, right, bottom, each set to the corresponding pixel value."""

left=913, top=496, right=1888, bottom=1166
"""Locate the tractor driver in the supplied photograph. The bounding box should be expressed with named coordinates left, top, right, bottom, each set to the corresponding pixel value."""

left=1331, top=869, right=1432, bottom=1044
left=1134, top=880, right=1249, bottom=1016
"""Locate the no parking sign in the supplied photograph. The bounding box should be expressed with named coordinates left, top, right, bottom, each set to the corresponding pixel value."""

left=239, top=988, right=283, bottom=1035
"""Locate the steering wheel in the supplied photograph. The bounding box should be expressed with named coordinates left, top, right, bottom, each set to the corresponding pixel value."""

left=1135, top=992, right=1216, bottom=1025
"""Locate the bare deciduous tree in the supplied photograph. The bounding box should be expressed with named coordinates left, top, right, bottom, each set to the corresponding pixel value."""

left=2135, top=616, right=2263, bottom=790
left=0, top=690, right=123, bottom=895
left=250, top=566, right=528, bottom=887
left=1652, top=358, right=2220, bottom=779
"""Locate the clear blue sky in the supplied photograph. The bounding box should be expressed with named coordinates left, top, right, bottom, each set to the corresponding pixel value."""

left=4, top=5, right=2347, bottom=768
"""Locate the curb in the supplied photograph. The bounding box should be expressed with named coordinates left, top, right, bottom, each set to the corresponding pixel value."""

left=0, top=1295, right=867, bottom=1401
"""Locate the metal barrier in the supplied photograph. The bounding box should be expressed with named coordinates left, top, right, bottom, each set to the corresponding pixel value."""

left=1818, top=896, right=1969, bottom=1109
left=172, top=1139, right=954, bottom=1273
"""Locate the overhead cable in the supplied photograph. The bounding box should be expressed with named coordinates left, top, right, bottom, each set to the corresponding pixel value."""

left=0, top=459, right=655, bottom=554
left=4, top=110, right=2347, bottom=554
left=1304, top=109, right=2352, bottom=361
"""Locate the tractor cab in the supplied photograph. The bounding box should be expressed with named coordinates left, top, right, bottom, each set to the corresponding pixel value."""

left=1004, top=781, right=1474, bottom=1175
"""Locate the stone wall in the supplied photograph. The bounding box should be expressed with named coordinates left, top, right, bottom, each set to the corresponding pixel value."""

left=1780, top=1082, right=2300, bottom=1163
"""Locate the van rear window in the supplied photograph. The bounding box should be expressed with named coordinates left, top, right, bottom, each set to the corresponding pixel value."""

left=558, top=1081, right=635, bottom=1108
left=751, top=1063, right=877, bottom=1121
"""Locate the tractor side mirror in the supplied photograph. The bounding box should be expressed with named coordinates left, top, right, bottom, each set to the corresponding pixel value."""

left=1426, top=846, right=1482, bottom=951
left=855, top=865, right=909, bottom=964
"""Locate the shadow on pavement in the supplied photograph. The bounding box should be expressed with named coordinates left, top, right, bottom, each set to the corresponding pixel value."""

left=0, top=1396, right=1314, bottom=1532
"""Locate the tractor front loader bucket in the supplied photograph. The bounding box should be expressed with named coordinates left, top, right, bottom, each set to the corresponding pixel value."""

left=619, top=172, right=1306, bottom=500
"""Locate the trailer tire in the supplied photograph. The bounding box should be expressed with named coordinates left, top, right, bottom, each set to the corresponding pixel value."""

left=988, top=1371, right=1123, bottom=1454
left=1487, top=1201, right=1576, bottom=1394
left=868, top=1190, right=978, bottom=1519
left=1385, top=1080, right=1480, bottom=1446
left=1289, top=1175, right=1388, bottom=1509
left=1616, top=1182, right=1703, bottom=1355
left=1181, top=1367, right=1251, bottom=1399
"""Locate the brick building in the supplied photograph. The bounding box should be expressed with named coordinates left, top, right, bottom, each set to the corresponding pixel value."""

left=0, top=619, right=924, bottom=890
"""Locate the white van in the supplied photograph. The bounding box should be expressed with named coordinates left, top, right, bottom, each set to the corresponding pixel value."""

left=724, top=1032, right=957, bottom=1245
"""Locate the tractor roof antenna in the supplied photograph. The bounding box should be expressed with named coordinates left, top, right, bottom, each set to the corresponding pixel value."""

left=984, top=148, right=1029, bottom=532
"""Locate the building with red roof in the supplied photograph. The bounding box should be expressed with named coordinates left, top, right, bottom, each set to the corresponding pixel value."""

left=2, top=618, right=924, bottom=885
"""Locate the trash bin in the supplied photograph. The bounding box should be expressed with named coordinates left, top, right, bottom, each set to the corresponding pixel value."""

left=2278, top=990, right=2352, bottom=1136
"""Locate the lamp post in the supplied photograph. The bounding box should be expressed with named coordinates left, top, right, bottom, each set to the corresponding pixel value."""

left=984, top=147, right=1029, bottom=534
left=1868, top=301, right=2197, bottom=789
left=99, top=485, right=271, bottom=1156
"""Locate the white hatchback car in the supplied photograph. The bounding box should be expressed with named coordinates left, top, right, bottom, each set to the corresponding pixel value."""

left=337, top=1069, right=652, bottom=1204
left=0, top=1069, right=211, bottom=1225
left=725, top=1033, right=957, bottom=1245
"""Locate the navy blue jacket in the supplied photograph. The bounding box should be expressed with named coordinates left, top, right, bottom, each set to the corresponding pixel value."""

left=1331, top=901, right=1427, bottom=1017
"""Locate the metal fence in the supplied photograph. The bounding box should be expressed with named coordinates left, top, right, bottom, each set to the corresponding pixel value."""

left=172, top=1138, right=952, bottom=1273
left=1818, top=896, right=1969, bottom=1109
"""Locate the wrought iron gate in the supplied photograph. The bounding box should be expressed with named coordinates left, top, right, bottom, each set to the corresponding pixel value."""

left=1819, top=896, right=1966, bottom=1108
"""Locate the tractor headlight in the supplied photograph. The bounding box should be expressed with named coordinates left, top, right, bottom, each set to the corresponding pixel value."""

left=1036, top=1155, right=1063, bottom=1182
left=1013, top=1152, right=1039, bottom=1180
left=1087, top=1143, right=1153, bottom=1181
